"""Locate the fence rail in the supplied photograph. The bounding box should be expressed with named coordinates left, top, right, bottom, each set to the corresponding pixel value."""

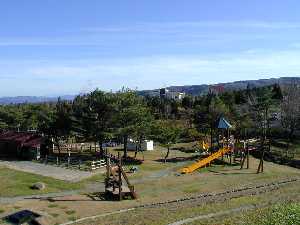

left=41, top=155, right=106, bottom=171
left=90, top=160, right=106, bottom=171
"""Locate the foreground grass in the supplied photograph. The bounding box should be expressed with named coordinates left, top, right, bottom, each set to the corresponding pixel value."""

left=0, top=167, right=83, bottom=197
left=75, top=181, right=300, bottom=225
left=217, top=202, right=300, bottom=225
left=240, top=203, right=300, bottom=225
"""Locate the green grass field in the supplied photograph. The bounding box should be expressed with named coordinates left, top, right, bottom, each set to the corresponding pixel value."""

left=0, top=167, right=84, bottom=197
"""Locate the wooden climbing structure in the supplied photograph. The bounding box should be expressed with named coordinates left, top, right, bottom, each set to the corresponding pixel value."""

left=104, top=152, right=137, bottom=200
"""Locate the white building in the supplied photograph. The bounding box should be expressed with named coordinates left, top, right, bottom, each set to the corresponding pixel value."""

left=160, top=88, right=185, bottom=100
left=127, top=139, right=154, bottom=151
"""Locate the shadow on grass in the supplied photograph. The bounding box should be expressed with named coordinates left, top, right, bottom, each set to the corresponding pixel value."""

left=252, top=150, right=300, bottom=169
left=24, top=192, right=118, bottom=202
left=154, top=155, right=200, bottom=163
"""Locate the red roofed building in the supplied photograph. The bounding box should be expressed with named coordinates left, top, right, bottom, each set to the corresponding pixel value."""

left=0, top=131, right=45, bottom=160
left=209, top=85, right=225, bottom=95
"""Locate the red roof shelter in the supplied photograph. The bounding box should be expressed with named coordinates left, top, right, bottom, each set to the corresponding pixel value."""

left=0, top=131, right=44, bottom=159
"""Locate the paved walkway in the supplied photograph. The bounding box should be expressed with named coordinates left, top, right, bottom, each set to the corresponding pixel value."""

left=0, top=160, right=104, bottom=182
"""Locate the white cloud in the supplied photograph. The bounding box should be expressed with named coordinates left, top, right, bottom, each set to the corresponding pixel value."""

left=1, top=21, right=299, bottom=47
left=15, top=50, right=298, bottom=91
left=1, top=49, right=300, bottom=96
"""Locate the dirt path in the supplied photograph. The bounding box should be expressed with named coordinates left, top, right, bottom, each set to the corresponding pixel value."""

left=167, top=205, right=257, bottom=225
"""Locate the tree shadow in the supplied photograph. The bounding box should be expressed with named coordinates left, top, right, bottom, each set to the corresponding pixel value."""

left=213, top=158, right=240, bottom=166
left=263, top=151, right=300, bottom=169
left=155, top=155, right=200, bottom=163
left=24, top=192, right=117, bottom=202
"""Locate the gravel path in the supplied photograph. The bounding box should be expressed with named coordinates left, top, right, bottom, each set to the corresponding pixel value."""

left=0, top=160, right=104, bottom=182
left=167, top=205, right=257, bottom=225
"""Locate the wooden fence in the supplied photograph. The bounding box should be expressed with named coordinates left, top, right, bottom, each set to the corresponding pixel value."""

left=90, top=160, right=106, bottom=171
left=42, top=155, right=106, bottom=171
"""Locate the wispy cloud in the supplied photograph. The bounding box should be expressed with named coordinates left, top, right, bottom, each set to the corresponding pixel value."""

left=15, top=49, right=300, bottom=87
left=83, top=21, right=300, bottom=33
left=0, top=38, right=107, bottom=46
left=1, top=21, right=300, bottom=47
left=1, top=48, right=300, bottom=96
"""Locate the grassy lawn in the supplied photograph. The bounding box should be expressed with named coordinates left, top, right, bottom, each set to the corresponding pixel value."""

left=224, top=202, right=300, bottom=225
left=0, top=167, right=84, bottom=197
left=106, top=142, right=300, bottom=202
left=75, top=179, right=300, bottom=225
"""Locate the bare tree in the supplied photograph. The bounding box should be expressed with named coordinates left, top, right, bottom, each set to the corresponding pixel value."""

left=280, top=83, right=300, bottom=152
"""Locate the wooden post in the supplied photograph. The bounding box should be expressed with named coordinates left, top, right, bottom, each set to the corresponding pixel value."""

left=240, top=152, right=246, bottom=169
left=257, top=147, right=265, bottom=174
left=105, top=151, right=110, bottom=189
left=118, top=152, right=122, bottom=201
left=246, top=145, right=249, bottom=169
left=233, top=146, right=236, bottom=163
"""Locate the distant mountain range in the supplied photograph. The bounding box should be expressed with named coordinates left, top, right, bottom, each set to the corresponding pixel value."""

left=0, top=77, right=300, bottom=104
left=0, top=95, right=75, bottom=105
left=139, top=77, right=300, bottom=96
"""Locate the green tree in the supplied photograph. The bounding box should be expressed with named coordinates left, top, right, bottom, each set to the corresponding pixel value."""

left=153, top=121, right=181, bottom=162
left=38, top=99, right=72, bottom=158
left=72, top=90, right=116, bottom=157
left=114, top=89, right=152, bottom=158
left=194, top=94, right=229, bottom=148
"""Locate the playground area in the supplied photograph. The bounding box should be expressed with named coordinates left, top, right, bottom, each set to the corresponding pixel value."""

left=0, top=139, right=299, bottom=225
left=0, top=116, right=299, bottom=224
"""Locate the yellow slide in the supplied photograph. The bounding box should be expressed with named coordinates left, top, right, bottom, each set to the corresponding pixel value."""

left=181, top=147, right=231, bottom=174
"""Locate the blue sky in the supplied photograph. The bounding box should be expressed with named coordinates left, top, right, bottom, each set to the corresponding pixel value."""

left=1, top=0, right=300, bottom=96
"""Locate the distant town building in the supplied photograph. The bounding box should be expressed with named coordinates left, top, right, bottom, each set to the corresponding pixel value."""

left=208, top=85, right=225, bottom=95
left=159, top=88, right=185, bottom=100
left=127, top=139, right=154, bottom=151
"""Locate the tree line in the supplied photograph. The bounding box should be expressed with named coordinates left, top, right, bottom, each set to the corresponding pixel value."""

left=0, top=83, right=299, bottom=159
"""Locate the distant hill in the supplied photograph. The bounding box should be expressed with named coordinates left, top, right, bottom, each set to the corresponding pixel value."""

left=0, top=95, right=75, bottom=105
left=1, top=77, right=300, bottom=104
left=139, top=77, right=300, bottom=96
